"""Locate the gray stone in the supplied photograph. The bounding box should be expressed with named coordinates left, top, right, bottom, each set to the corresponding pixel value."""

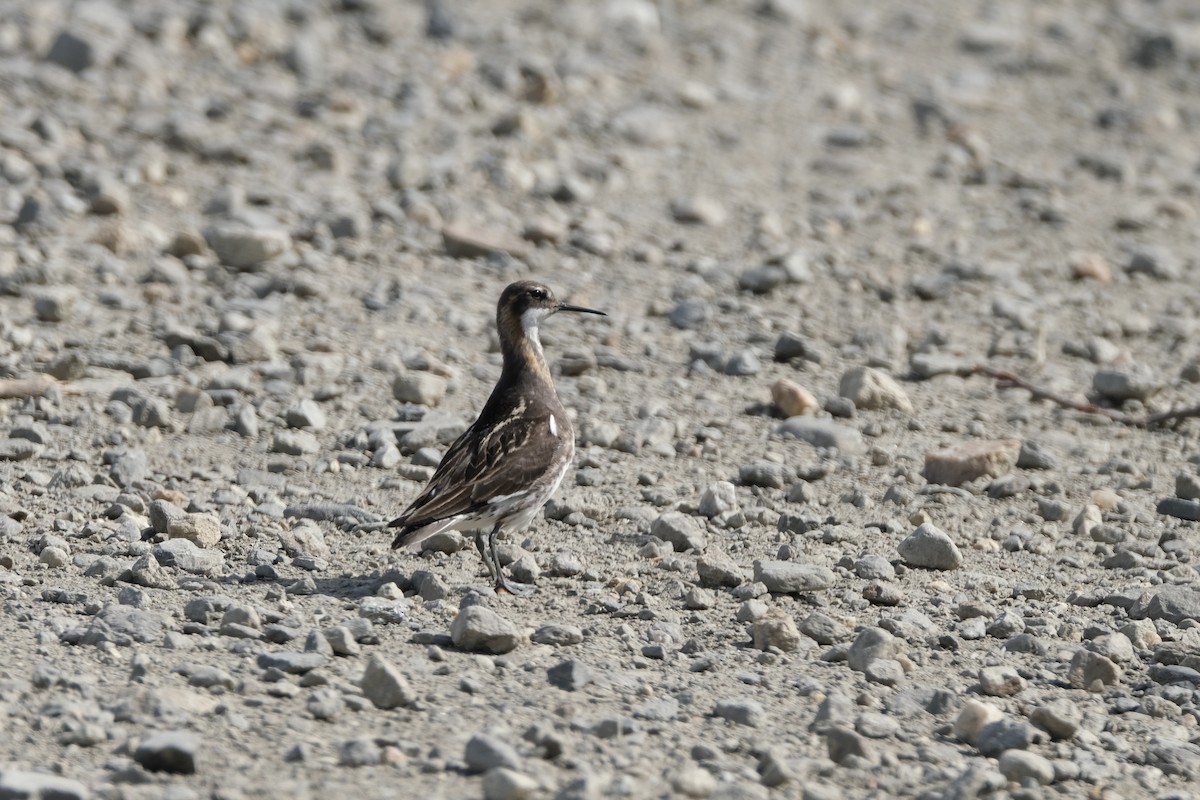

left=775, top=418, right=865, bottom=454
left=1129, top=585, right=1200, bottom=623
left=204, top=222, right=290, bottom=269
left=133, top=731, right=200, bottom=774
left=847, top=627, right=900, bottom=672
left=361, top=654, right=414, bottom=709
left=978, top=666, right=1025, bottom=696
left=154, top=539, right=224, bottom=575
left=799, top=612, right=850, bottom=645
left=1068, top=649, right=1121, bottom=690
left=897, top=523, right=963, bottom=570
left=975, top=718, right=1041, bottom=757
left=464, top=733, right=522, bottom=773
left=1030, top=698, right=1080, bottom=740
left=753, top=560, right=835, bottom=594
left=0, top=769, right=90, bottom=799
left=531, top=624, right=584, bottom=646
left=393, top=373, right=448, bottom=406
left=838, top=366, right=913, bottom=413
left=451, top=606, right=521, bottom=654
left=547, top=659, right=593, bottom=691
left=482, top=768, right=538, bottom=800
left=826, top=726, right=872, bottom=765
left=256, top=651, right=327, bottom=674
left=713, top=698, right=766, bottom=727
left=993, top=753, right=1051, bottom=786
left=286, top=398, right=327, bottom=430
left=167, top=513, right=222, bottom=549
left=1092, top=368, right=1163, bottom=402
left=696, top=549, right=744, bottom=587
left=271, top=430, right=320, bottom=456
left=737, top=461, right=793, bottom=489
left=650, top=511, right=706, bottom=552
left=698, top=481, right=738, bottom=517
left=338, top=738, right=383, bottom=768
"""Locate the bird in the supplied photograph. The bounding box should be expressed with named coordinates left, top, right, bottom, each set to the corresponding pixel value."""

left=388, top=280, right=606, bottom=594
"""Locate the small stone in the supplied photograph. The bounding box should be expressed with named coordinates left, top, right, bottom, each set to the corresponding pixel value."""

left=953, top=700, right=1004, bottom=745
left=838, top=366, right=913, bottom=413
left=713, top=698, right=765, bottom=727
left=922, top=439, right=1020, bottom=486
left=286, top=399, right=327, bottom=430
left=670, top=196, right=727, bottom=226
left=1030, top=698, right=1081, bottom=740
left=393, top=373, right=448, bottom=406
left=203, top=222, right=290, bottom=269
left=361, top=654, right=414, bottom=709
left=482, top=767, right=538, bottom=800
left=1069, top=251, right=1112, bottom=282
left=897, top=523, right=963, bottom=570
left=133, top=731, right=200, bottom=774
left=0, top=770, right=90, bottom=800
left=799, top=612, right=850, bottom=645
left=671, top=764, right=717, bottom=797
left=1068, top=649, right=1121, bottom=690
left=826, top=726, right=872, bottom=765
left=1092, top=368, right=1163, bottom=403
left=775, top=418, right=866, bottom=454
left=464, top=733, right=522, bottom=773
left=753, top=560, right=835, bottom=594
left=451, top=606, right=521, bottom=654
left=696, top=550, right=744, bottom=587
left=698, top=481, right=738, bottom=517
left=752, top=610, right=802, bottom=652
left=271, top=430, right=320, bottom=456
left=978, top=666, right=1025, bottom=696
left=975, top=718, right=1041, bottom=757
left=338, top=738, right=383, bottom=768
left=167, top=513, right=222, bottom=548
left=1126, top=245, right=1181, bottom=280
left=738, top=461, right=792, bottom=489
left=771, top=378, right=819, bottom=417
left=531, top=624, right=584, bottom=646
left=998, top=751, right=1054, bottom=786
left=847, top=627, right=901, bottom=673
left=547, top=659, right=593, bottom=691
left=256, top=651, right=327, bottom=674
left=651, top=511, right=707, bottom=552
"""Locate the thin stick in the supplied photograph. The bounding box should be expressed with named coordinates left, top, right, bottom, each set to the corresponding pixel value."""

left=971, top=363, right=1200, bottom=428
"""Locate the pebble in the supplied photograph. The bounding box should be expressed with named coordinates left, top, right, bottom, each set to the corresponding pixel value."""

left=696, top=550, right=745, bottom=587
left=547, top=659, right=593, bottom=691
left=998, top=750, right=1055, bottom=785
left=442, top=223, right=531, bottom=259
left=846, top=627, right=900, bottom=672
left=451, top=606, right=522, bottom=654
left=464, top=733, right=522, bottom=773
left=360, top=654, right=414, bottom=709
left=531, top=624, right=584, bottom=646
left=167, top=513, right=222, bottom=548
left=978, top=666, right=1025, bottom=696
left=133, top=731, right=201, bottom=774
left=753, top=560, right=835, bottom=594
left=713, top=698, right=765, bottom=727
left=775, top=418, right=866, bottom=454
left=1092, top=368, right=1162, bottom=402
left=771, top=378, right=820, bottom=417
left=393, top=373, right=448, bottom=406
left=837, top=367, right=913, bottom=413
left=0, top=770, right=90, bottom=800
left=670, top=196, right=727, bottom=226
left=751, top=610, right=802, bottom=652
left=1067, top=649, right=1122, bottom=690
left=1030, top=698, right=1081, bottom=740
left=651, top=511, right=707, bottom=552
left=482, top=767, right=538, bottom=800
left=896, top=523, right=963, bottom=570
left=203, top=222, right=290, bottom=269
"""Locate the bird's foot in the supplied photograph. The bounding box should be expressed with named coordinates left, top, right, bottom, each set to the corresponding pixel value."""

left=494, top=576, right=536, bottom=596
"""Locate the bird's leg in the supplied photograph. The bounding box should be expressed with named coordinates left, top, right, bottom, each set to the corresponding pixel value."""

left=473, top=529, right=496, bottom=583
left=487, top=525, right=535, bottom=596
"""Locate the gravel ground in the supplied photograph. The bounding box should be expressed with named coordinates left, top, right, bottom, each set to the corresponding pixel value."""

left=2, top=1, right=1200, bottom=799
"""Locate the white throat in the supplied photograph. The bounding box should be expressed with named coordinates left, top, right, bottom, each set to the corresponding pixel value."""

left=520, top=307, right=550, bottom=361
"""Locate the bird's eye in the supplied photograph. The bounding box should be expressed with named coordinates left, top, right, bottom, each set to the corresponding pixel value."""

left=529, top=288, right=547, bottom=299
